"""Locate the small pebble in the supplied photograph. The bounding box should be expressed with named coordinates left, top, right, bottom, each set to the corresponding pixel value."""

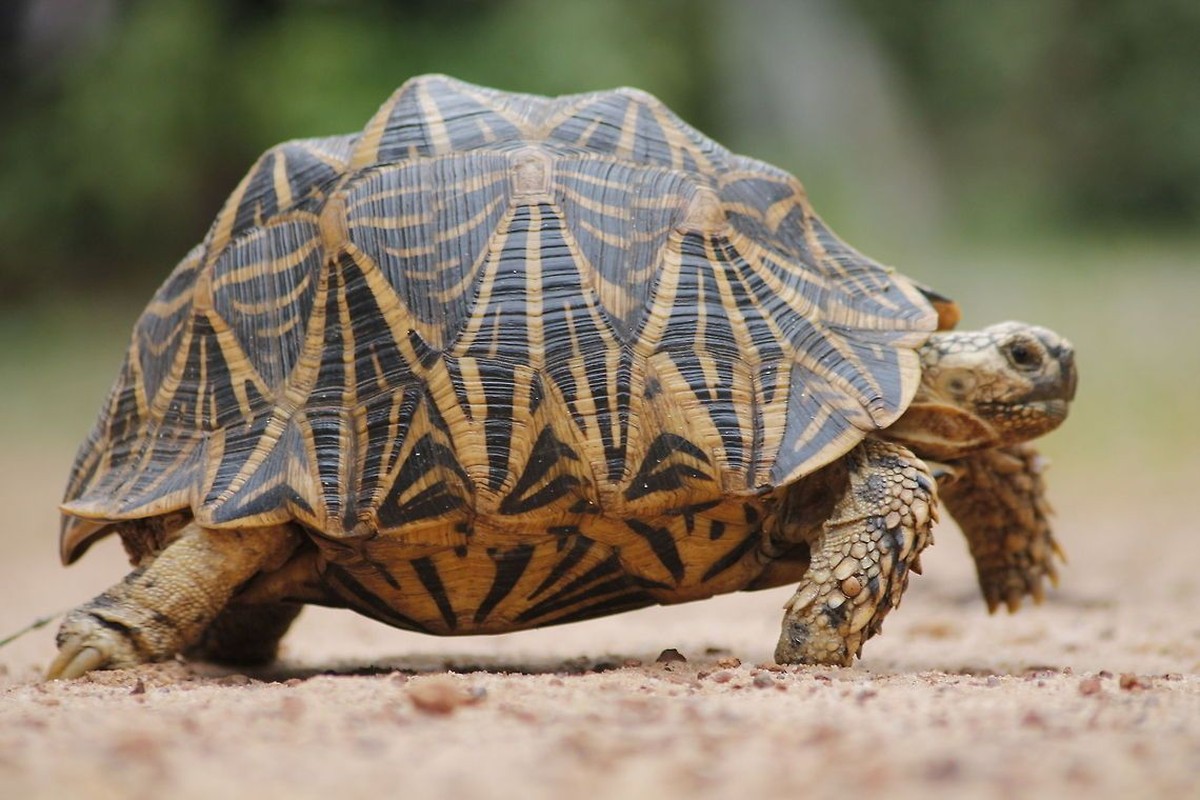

left=408, top=678, right=481, bottom=715
left=1078, top=677, right=1103, bottom=696
left=1119, top=674, right=1148, bottom=691
left=656, top=648, right=687, bottom=664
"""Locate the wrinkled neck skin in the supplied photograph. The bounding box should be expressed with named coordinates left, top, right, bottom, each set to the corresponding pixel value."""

left=883, top=322, right=1077, bottom=462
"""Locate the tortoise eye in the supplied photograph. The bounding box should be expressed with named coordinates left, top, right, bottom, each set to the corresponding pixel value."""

left=1006, top=339, right=1042, bottom=370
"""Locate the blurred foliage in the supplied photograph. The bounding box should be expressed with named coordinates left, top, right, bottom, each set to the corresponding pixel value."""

left=0, top=0, right=714, bottom=301
left=0, top=0, right=1196, bottom=304
left=850, top=0, right=1200, bottom=232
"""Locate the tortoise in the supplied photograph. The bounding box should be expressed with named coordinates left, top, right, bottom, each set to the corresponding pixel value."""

left=47, top=75, right=1077, bottom=679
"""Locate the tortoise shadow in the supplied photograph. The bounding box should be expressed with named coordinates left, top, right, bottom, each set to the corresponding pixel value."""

left=212, top=649, right=682, bottom=683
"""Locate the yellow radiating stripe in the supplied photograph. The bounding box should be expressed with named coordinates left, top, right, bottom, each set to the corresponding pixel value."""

left=694, top=274, right=720, bottom=395
left=650, top=105, right=712, bottom=175
left=371, top=385, right=408, bottom=502
left=448, top=207, right=515, bottom=356
left=633, top=230, right=684, bottom=357
left=542, top=203, right=627, bottom=450
left=126, top=337, right=149, bottom=420
left=350, top=90, right=400, bottom=170
left=207, top=253, right=335, bottom=512
left=114, top=436, right=200, bottom=518
left=570, top=114, right=603, bottom=148
left=430, top=191, right=507, bottom=244
left=556, top=182, right=633, bottom=218
left=575, top=215, right=631, bottom=249
left=206, top=162, right=258, bottom=257
left=763, top=189, right=801, bottom=233
left=144, top=319, right=197, bottom=427
left=198, top=422, right=224, bottom=504
left=346, top=211, right=436, bottom=229
left=457, top=82, right=532, bottom=130
left=210, top=316, right=269, bottom=416
left=344, top=168, right=508, bottom=214
left=287, top=411, right=327, bottom=528
left=455, top=356, right=488, bottom=425
left=272, top=150, right=295, bottom=210
left=226, top=269, right=314, bottom=318
left=605, top=344, right=622, bottom=451
left=383, top=243, right=438, bottom=259
left=138, top=313, right=189, bottom=358
left=706, top=239, right=776, bottom=481
left=209, top=214, right=322, bottom=288
left=347, top=241, right=481, bottom=467
left=415, top=80, right=453, bottom=155
left=297, top=138, right=351, bottom=171
left=615, top=96, right=641, bottom=159
left=725, top=230, right=821, bottom=341
left=524, top=206, right=545, bottom=369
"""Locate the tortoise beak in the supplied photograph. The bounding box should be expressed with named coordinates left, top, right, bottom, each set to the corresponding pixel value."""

left=1047, top=335, right=1077, bottom=403
left=1026, top=330, right=1076, bottom=405
left=1061, top=350, right=1077, bottom=402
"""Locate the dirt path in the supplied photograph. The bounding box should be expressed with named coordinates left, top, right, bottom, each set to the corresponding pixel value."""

left=2, top=443, right=1198, bottom=799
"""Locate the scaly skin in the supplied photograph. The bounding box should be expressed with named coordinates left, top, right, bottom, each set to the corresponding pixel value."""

left=47, top=524, right=299, bottom=679
left=774, top=439, right=937, bottom=666
left=939, top=443, right=1063, bottom=613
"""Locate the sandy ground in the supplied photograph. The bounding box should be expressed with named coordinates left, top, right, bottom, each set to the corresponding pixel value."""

left=2, top=435, right=1199, bottom=800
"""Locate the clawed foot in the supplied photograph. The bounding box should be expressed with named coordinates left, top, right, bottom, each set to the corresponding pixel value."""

left=773, top=440, right=936, bottom=666
left=939, top=444, right=1065, bottom=614
left=981, top=536, right=1065, bottom=614
left=773, top=535, right=924, bottom=667
left=46, top=609, right=143, bottom=680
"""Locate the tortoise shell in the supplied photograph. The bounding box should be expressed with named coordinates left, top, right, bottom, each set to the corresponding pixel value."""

left=61, top=75, right=936, bottom=633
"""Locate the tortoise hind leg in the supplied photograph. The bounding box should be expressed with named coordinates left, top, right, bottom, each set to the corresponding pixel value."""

left=186, top=602, right=304, bottom=666
left=774, top=439, right=937, bottom=666
left=47, top=524, right=299, bottom=680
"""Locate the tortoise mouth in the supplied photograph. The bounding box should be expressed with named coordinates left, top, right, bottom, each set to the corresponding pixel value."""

left=1026, top=398, right=1070, bottom=421
left=979, top=398, right=1071, bottom=441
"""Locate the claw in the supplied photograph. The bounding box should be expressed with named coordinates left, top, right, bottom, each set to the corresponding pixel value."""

left=46, top=644, right=109, bottom=681
left=1051, top=540, right=1068, bottom=564
left=1030, top=580, right=1046, bottom=605
left=1004, top=590, right=1023, bottom=614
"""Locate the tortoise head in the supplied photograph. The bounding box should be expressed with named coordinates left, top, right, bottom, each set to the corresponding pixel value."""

left=884, top=322, right=1077, bottom=460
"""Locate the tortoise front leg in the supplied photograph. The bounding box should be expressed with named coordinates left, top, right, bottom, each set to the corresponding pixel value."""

left=774, top=439, right=937, bottom=666
left=47, top=524, right=299, bottom=680
left=939, top=443, right=1064, bottom=613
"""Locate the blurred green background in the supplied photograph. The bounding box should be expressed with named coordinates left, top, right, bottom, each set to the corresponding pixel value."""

left=1, top=0, right=1197, bottom=520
